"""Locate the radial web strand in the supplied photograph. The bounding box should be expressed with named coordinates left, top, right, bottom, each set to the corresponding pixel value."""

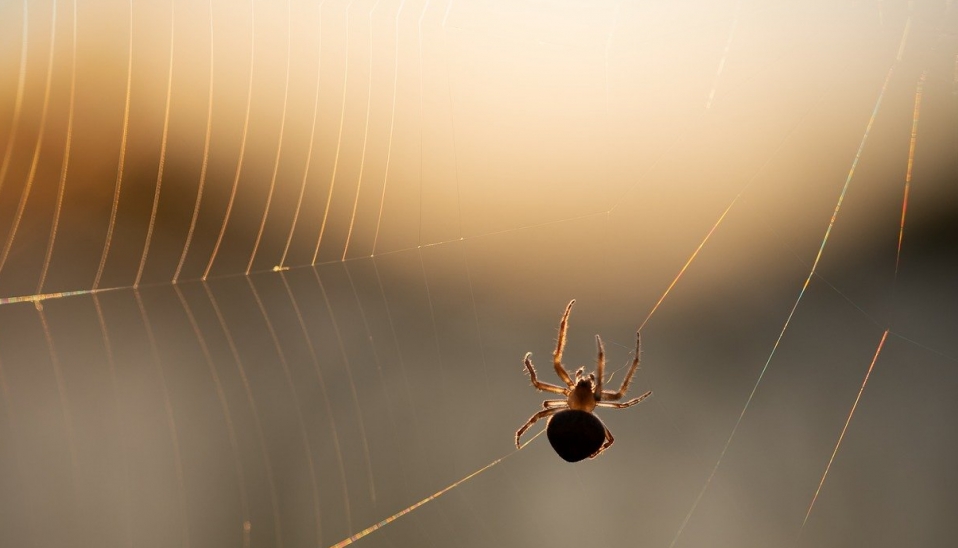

left=669, top=26, right=908, bottom=547
left=173, top=0, right=217, bottom=283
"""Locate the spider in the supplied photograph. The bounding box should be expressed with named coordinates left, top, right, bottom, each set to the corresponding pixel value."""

left=515, top=299, right=652, bottom=462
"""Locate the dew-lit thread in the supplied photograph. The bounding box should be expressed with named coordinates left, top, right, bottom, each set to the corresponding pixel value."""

left=607, top=6, right=825, bottom=215
left=370, top=259, right=417, bottom=426
left=414, top=246, right=461, bottom=518
left=371, top=0, right=408, bottom=255
left=173, top=285, right=251, bottom=548
left=895, top=72, right=925, bottom=284
left=3, top=211, right=601, bottom=307
left=134, top=290, right=191, bottom=548
left=341, top=0, right=383, bottom=261
left=134, top=2, right=176, bottom=287
left=889, top=331, right=958, bottom=363
left=37, top=0, right=79, bottom=294
left=173, top=0, right=216, bottom=283
left=440, top=0, right=453, bottom=26
left=668, top=61, right=901, bottom=548
left=640, top=86, right=826, bottom=333
left=203, top=282, right=283, bottom=548
left=92, top=294, right=134, bottom=548
left=0, top=288, right=107, bottom=305
left=324, top=210, right=605, bottom=267
left=460, top=243, right=490, bottom=391
left=601, top=2, right=616, bottom=239
left=380, top=211, right=606, bottom=257
left=606, top=129, right=686, bottom=213
left=896, top=16, right=911, bottom=61
left=6, top=210, right=597, bottom=307
left=801, top=73, right=921, bottom=532
left=36, top=305, right=80, bottom=485
left=247, top=0, right=293, bottom=274
left=204, top=0, right=255, bottom=280
left=0, top=0, right=29, bottom=195
left=312, top=267, right=377, bottom=502
left=638, top=195, right=739, bottom=334
left=342, top=263, right=393, bottom=399
left=311, top=0, right=353, bottom=264
left=280, top=1, right=326, bottom=268
left=313, top=0, right=355, bottom=265
left=94, top=0, right=134, bottom=290
left=440, top=0, right=463, bottom=240
left=0, top=0, right=59, bottom=277
left=5, top=210, right=627, bottom=308
left=465, top=242, right=540, bottom=544
left=416, top=0, right=431, bottom=246
left=342, top=263, right=403, bottom=449
left=761, top=218, right=884, bottom=330
left=417, top=248, right=445, bottom=389
left=279, top=271, right=353, bottom=530
left=364, top=260, right=439, bottom=542
left=342, top=261, right=442, bottom=539
left=246, top=277, right=323, bottom=543
left=328, top=428, right=545, bottom=548
left=801, top=330, right=889, bottom=531
left=705, top=0, right=741, bottom=109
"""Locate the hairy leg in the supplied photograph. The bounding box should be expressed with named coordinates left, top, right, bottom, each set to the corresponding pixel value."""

left=524, top=353, right=568, bottom=395
left=590, top=426, right=614, bottom=458
left=601, top=331, right=642, bottom=401
left=597, top=390, right=652, bottom=408
left=515, top=408, right=559, bottom=448
left=552, top=300, right=576, bottom=388
left=593, top=335, right=605, bottom=398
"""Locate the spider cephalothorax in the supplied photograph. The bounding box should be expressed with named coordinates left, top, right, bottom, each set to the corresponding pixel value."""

left=515, top=300, right=652, bottom=462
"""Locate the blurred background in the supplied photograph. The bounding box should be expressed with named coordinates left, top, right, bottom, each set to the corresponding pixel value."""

left=0, top=0, right=957, bottom=547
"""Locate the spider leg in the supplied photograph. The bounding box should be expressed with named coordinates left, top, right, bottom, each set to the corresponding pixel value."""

left=596, top=390, right=652, bottom=408
left=524, top=353, right=569, bottom=395
left=600, top=330, right=642, bottom=401
left=593, top=334, right=605, bottom=398
left=515, top=408, right=559, bottom=448
left=542, top=399, right=568, bottom=409
left=552, top=300, right=576, bottom=388
left=589, top=424, right=614, bottom=459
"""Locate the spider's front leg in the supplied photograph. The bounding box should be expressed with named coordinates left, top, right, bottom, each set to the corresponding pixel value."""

left=515, top=408, right=559, bottom=448
left=593, top=335, right=606, bottom=398
left=524, top=353, right=568, bottom=395
left=601, top=331, right=643, bottom=401
left=552, top=300, right=576, bottom=388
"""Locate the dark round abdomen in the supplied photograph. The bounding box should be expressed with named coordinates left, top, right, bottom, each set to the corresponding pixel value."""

left=546, top=409, right=606, bottom=462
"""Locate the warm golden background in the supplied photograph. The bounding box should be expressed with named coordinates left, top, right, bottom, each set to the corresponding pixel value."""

left=0, top=0, right=956, bottom=547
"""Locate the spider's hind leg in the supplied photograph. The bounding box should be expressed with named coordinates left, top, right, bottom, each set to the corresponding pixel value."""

left=590, top=425, right=614, bottom=459
left=597, top=390, right=652, bottom=409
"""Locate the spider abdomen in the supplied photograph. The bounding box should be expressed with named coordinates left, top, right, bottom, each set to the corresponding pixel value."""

left=546, top=409, right=606, bottom=462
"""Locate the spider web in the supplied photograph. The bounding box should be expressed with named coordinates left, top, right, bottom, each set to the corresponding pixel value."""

left=0, top=1, right=957, bottom=547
